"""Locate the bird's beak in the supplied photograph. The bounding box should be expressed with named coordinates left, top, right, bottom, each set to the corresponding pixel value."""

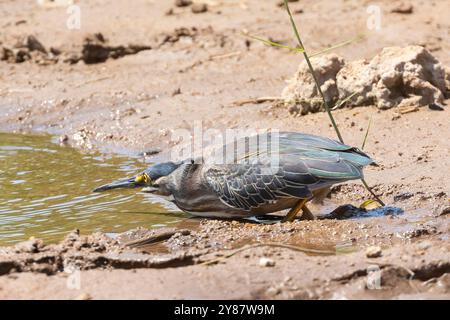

left=93, top=173, right=150, bottom=192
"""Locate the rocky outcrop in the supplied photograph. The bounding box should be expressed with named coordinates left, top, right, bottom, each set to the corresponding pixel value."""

left=282, top=54, right=345, bottom=115
left=282, top=46, right=448, bottom=114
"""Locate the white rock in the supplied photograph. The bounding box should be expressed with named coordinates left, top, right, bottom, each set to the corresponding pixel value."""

left=281, top=54, right=345, bottom=114
left=365, top=246, right=382, bottom=258
left=338, top=46, right=447, bottom=109
left=259, top=257, right=276, bottom=267
left=282, top=46, right=448, bottom=113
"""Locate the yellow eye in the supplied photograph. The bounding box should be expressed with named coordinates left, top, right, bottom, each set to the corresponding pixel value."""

left=135, top=173, right=150, bottom=184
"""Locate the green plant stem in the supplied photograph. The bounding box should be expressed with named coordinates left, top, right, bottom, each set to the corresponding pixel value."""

left=310, top=35, right=364, bottom=58
left=361, top=178, right=385, bottom=206
left=283, top=0, right=344, bottom=143
left=332, top=91, right=359, bottom=110
left=244, top=34, right=305, bottom=53
left=361, top=116, right=373, bottom=150
left=283, top=0, right=384, bottom=205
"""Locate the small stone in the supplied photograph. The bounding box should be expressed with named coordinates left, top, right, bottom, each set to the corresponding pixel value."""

left=172, top=87, right=182, bottom=96
left=288, top=105, right=299, bottom=115
left=175, top=0, right=192, bottom=7
left=64, top=229, right=80, bottom=243
left=59, top=134, right=69, bottom=144
left=15, top=238, right=43, bottom=253
left=391, top=2, right=413, bottom=14
left=438, top=207, right=450, bottom=216
left=366, top=246, right=382, bottom=258
left=417, top=240, right=432, bottom=250
left=265, top=287, right=280, bottom=296
left=26, top=35, right=47, bottom=54
left=393, top=192, right=414, bottom=202
left=191, top=3, right=208, bottom=13
left=74, top=293, right=92, bottom=300
left=259, top=257, right=276, bottom=267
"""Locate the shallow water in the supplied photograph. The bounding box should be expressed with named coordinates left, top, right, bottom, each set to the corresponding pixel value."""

left=0, top=133, right=185, bottom=245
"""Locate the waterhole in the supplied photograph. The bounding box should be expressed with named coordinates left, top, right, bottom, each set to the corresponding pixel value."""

left=0, top=132, right=185, bottom=245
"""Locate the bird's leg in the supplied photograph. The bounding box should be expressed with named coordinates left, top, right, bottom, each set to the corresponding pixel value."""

left=301, top=204, right=316, bottom=220
left=282, top=198, right=308, bottom=222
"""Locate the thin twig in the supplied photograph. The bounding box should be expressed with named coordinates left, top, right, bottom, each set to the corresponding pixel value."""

left=124, top=229, right=190, bottom=248
left=74, top=76, right=113, bottom=88
left=210, top=51, right=242, bottom=60
left=233, top=96, right=283, bottom=106
left=200, top=242, right=335, bottom=266
left=233, top=96, right=324, bottom=107
left=181, top=51, right=242, bottom=72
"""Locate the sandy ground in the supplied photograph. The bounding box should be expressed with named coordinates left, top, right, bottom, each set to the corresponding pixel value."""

left=0, top=0, right=449, bottom=299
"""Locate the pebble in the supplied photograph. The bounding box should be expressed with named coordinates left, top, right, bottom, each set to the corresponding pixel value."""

left=175, top=0, right=192, bottom=7
left=417, top=240, right=432, bottom=250
left=59, top=134, right=69, bottom=144
left=15, top=237, right=43, bottom=253
left=259, top=257, right=276, bottom=267
left=391, top=3, right=413, bottom=14
left=191, top=3, right=208, bottom=13
left=74, top=293, right=92, bottom=300
left=365, top=246, right=382, bottom=258
left=265, top=287, right=280, bottom=296
left=439, top=207, right=450, bottom=216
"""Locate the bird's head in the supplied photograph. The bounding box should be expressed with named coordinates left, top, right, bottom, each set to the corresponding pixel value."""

left=93, top=161, right=180, bottom=193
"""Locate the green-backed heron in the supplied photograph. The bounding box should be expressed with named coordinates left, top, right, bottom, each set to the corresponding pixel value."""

left=93, top=132, right=373, bottom=221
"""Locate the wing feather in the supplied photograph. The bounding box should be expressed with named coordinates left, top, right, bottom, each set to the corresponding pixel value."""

left=203, top=132, right=373, bottom=211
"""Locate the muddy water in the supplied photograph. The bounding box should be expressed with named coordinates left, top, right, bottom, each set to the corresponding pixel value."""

left=0, top=133, right=186, bottom=245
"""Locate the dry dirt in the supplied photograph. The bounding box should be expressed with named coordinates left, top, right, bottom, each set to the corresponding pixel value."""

left=0, top=0, right=449, bottom=299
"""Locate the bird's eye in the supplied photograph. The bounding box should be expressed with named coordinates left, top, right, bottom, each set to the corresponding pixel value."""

left=135, top=173, right=151, bottom=184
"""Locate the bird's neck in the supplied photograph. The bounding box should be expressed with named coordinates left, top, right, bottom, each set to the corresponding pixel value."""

left=169, top=163, right=216, bottom=212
